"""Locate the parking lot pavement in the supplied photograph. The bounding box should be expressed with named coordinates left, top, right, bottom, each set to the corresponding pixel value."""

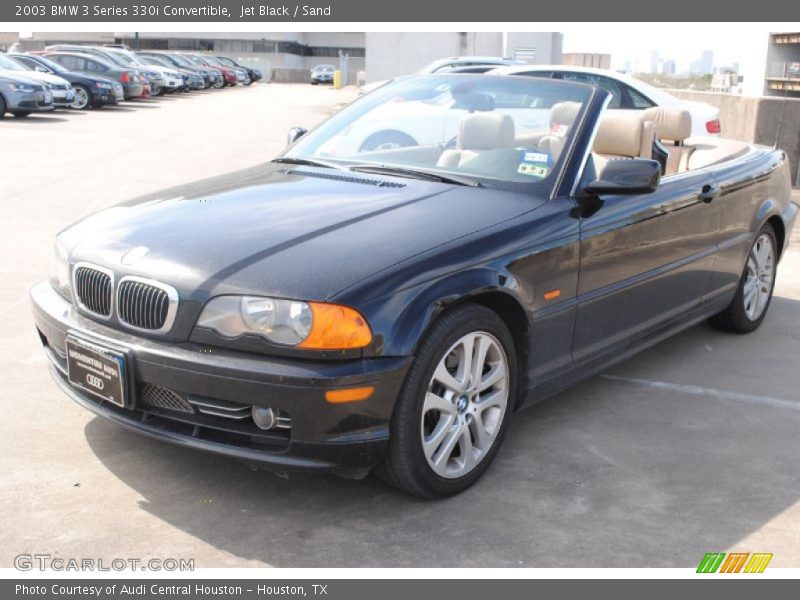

left=1, top=84, right=798, bottom=568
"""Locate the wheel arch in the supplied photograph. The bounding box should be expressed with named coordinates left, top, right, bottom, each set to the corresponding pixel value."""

left=370, top=268, right=532, bottom=409
left=766, top=214, right=785, bottom=260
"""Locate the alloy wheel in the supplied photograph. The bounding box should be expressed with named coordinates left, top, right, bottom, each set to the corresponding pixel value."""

left=72, top=87, right=89, bottom=109
left=743, top=233, right=775, bottom=320
left=421, top=331, right=509, bottom=479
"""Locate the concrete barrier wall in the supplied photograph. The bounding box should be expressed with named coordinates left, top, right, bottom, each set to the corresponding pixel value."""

left=270, top=67, right=360, bottom=85
left=669, top=89, right=800, bottom=185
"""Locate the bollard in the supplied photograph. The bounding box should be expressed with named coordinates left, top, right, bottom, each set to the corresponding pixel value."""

left=333, top=70, right=342, bottom=89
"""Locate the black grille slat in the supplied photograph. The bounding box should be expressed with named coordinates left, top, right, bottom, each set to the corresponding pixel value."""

left=118, top=279, right=170, bottom=330
left=140, top=384, right=193, bottom=413
left=74, top=266, right=112, bottom=316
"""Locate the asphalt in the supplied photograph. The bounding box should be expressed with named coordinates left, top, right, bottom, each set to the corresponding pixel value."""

left=1, top=83, right=798, bottom=568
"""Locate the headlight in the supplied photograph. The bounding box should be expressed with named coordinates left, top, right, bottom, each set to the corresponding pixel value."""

left=49, top=239, right=71, bottom=300
left=94, top=81, right=113, bottom=89
left=9, top=83, right=36, bottom=93
left=196, top=296, right=372, bottom=350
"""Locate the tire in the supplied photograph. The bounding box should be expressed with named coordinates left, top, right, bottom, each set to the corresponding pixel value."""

left=213, top=78, right=225, bottom=89
left=11, top=111, right=31, bottom=118
left=376, top=303, right=517, bottom=498
left=71, top=84, right=91, bottom=110
left=0, top=94, right=6, bottom=118
left=709, top=222, right=777, bottom=334
left=359, top=130, right=418, bottom=152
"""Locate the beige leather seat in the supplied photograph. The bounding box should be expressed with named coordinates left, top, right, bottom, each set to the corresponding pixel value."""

left=437, top=112, right=515, bottom=169
left=592, top=113, right=655, bottom=174
left=642, top=106, right=693, bottom=175
left=536, top=101, right=582, bottom=162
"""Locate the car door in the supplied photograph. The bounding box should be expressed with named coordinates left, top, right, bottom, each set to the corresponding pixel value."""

left=571, top=165, right=722, bottom=363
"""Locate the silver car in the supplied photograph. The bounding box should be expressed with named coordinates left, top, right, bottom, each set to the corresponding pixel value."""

left=0, top=72, right=54, bottom=118
left=0, top=53, right=74, bottom=108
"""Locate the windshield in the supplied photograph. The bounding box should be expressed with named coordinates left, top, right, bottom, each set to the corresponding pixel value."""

left=313, top=65, right=334, bottom=73
left=21, top=55, right=66, bottom=73
left=285, top=74, right=593, bottom=189
left=217, top=57, right=235, bottom=67
left=106, top=50, right=142, bottom=67
left=202, top=55, right=222, bottom=66
left=150, top=53, right=188, bottom=68
left=0, top=55, right=28, bottom=71
left=181, top=54, right=207, bottom=66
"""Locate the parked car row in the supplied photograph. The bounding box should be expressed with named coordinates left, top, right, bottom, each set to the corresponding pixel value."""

left=0, top=46, right=263, bottom=117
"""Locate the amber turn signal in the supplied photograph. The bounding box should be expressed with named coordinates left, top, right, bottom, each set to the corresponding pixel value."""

left=325, top=386, right=375, bottom=404
left=298, top=302, right=373, bottom=350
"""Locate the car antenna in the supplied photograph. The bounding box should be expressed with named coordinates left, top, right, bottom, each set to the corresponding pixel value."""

left=773, top=78, right=791, bottom=150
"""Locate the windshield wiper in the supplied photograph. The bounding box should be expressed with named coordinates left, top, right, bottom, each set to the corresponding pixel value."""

left=348, top=165, right=482, bottom=187
left=272, top=156, right=345, bottom=170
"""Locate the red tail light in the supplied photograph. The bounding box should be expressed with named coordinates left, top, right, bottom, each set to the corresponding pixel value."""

left=119, top=71, right=130, bottom=84
left=706, top=119, right=721, bottom=134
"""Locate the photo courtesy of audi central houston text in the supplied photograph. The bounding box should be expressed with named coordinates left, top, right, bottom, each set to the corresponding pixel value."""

left=2, top=22, right=800, bottom=575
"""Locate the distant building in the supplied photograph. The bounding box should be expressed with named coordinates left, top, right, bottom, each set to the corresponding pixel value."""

left=364, top=32, right=562, bottom=83
left=0, top=31, right=20, bottom=51
left=661, top=59, right=676, bottom=74
left=562, top=52, right=611, bottom=69
left=701, top=50, right=714, bottom=75
left=650, top=50, right=660, bottom=74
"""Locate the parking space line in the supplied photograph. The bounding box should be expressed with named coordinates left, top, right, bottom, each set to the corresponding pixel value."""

left=600, top=374, right=800, bottom=411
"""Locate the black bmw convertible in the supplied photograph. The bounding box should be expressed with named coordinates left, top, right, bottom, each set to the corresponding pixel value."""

left=31, top=75, right=796, bottom=497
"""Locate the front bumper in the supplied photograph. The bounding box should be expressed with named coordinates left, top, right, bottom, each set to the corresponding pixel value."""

left=30, top=281, right=410, bottom=475
left=8, top=89, right=54, bottom=111
left=122, top=83, right=145, bottom=99
left=52, top=88, right=75, bottom=107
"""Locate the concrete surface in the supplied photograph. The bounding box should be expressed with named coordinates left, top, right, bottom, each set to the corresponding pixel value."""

left=0, top=84, right=798, bottom=569
left=670, top=89, right=800, bottom=184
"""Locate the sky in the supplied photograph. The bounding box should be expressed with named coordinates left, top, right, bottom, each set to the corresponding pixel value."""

left=561, top=23, right=788, bottom=74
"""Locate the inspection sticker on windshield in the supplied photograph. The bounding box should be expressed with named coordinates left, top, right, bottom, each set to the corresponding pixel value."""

left=518, top=150, right=551, bottom=178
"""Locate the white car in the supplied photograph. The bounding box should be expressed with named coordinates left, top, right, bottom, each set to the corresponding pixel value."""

left=489, top=65, right=721, bottom=137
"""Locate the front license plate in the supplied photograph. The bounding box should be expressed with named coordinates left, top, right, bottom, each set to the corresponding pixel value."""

left=66, top=336, right=127, bottom=407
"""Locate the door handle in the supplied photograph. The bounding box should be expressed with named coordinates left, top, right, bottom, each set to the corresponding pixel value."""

left=698, top=184, right=721, bottom=204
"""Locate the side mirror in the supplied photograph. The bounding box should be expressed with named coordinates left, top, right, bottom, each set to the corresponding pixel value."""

left=582, top=158, right=661, bottom=196
left=287, top=126, right=308, bottom=146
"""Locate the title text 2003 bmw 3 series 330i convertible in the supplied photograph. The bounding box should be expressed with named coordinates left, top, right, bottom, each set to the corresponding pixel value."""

left=32, top=75, right=797, bottom=497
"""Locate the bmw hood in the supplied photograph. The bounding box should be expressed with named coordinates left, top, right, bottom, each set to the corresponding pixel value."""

left=61, top=162, right=543, bottom=306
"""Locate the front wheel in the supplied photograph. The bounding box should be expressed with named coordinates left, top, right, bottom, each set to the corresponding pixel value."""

left=71, top=84, right=91, bottom=110
left=709, top=222, right=777, bottom=333
left=376, top=303, right=516, bottom=498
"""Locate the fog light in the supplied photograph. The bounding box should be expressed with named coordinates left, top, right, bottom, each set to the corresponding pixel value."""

left=251, top=406, right=277, bottom=430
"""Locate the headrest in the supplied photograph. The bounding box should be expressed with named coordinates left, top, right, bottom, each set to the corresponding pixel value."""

left=550, top=101, right=582, bottom=128
left=593, top=114, right=646, bottom=157
left=642, top=106, right=691, bottom=141
left=458, top=113, right=515, bottom=150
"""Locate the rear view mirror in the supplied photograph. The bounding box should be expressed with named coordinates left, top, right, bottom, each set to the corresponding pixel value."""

left=35, top=66, right=48, bottom=72
left=287, top=127, right=308, bottom=146
left=582, top=158, right=661, bottom=196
